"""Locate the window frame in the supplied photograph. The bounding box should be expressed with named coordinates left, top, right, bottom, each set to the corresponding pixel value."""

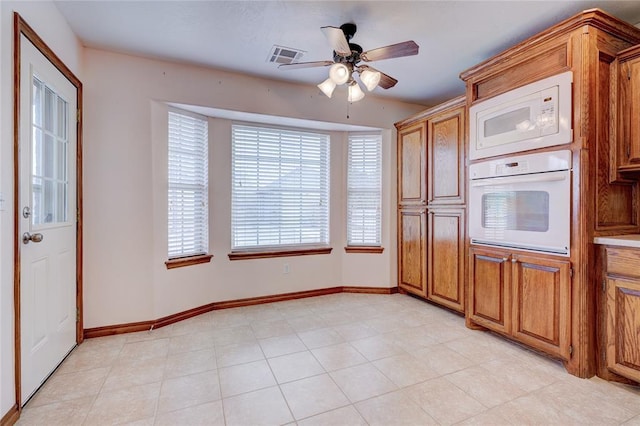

left=345, top=132, right=383, bottom=253
left=229, top=123, right=331, bottom=259
left=165, top=108, right=212, bottom=268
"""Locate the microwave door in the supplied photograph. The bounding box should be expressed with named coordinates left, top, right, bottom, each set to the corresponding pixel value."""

left=476, top=92, right=541, bottom=150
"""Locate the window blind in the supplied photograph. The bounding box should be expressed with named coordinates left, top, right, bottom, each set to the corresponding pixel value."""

left=168, top=110, right=209, bottom=258
left=347, top=133, right=382, bottom=246
left=231, top=124, right=330, bottom=250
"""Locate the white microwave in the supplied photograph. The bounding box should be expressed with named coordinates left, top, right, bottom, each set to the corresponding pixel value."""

left=469, top=71, right=573, bottom=160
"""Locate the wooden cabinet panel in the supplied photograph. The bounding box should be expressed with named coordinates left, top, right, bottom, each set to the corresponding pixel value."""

left=398, top=123, right=427, bottom=205
left=606, top=277, right=640, bottom=383
left=428, top=209, right=465, bottom=312
left=398, top=209, right=427, bottom=297
left=428, top=107, right=465, bottom=205
left=606, top=246, right=640, bottom=278
left=512, top=255, right=572, bottom=360
left=469, top=247, right=511, bottom=334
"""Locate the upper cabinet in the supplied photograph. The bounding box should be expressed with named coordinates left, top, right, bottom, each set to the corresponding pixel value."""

left=398, top=122, right=427, bottom=206
left=616, top=45, right=640, bottom=172
left=428, top=106, right=466, bottom=205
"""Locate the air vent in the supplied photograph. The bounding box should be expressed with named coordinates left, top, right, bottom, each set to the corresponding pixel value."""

left=267, top=45, right=305, bottom=64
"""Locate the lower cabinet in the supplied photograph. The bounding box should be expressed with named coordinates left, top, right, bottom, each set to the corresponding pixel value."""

left=398, top=207, right=465, bottom=312
left=468, top=246, right=572, bottom=360
left=398, top=208, right=427, bottom=298
left=601, top=246, right=640, bottom=383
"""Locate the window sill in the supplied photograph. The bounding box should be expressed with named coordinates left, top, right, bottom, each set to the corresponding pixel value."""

left=344, top=246, right=384, bottom=254
left=165, top=254, right=213, bottom=269
left=228, top=247, right=332, bottom=261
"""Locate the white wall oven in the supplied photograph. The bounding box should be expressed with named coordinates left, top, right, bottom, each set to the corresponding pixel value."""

left=469, top=71, right=573, bottom=160
left=469, top=150, right=571, bottom=256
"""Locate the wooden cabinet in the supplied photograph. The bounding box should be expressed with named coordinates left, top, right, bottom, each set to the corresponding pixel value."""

left=398, top=208, right=427, bottom=297
left=616, top=46, right=640, bottom=172
left=396, top=97, right=466, bottom=312
left=469, top=247, right=572, bottom=360
left=428, top=208, right=465, bottom=311
left=599, top=246, right=640, bottom=383
left=398, top=122, right=427, bottom=205
left=428, top=106, right=465, bottom=205
left=461, top=9, right=640, bottom=378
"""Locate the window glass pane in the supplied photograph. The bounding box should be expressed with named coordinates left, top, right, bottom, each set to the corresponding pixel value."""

left=33, top=78, right=42, bottom=127
left=57, top=96, right=68, bottom=139
left=231, top=125, right=330, bottom=250
left=167, top=110, right=209, bottom=258
left=44, top=86, right=55, bottom=133
left=347, top=133, right=382, bottom=246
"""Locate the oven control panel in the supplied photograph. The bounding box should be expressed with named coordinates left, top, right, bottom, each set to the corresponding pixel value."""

left=470, top=149, right=572, bottom=180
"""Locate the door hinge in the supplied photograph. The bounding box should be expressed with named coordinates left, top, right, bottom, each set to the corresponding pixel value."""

left=628, top=68, right=632, bottom=80
left=602, top=279, right=607, bottom=293
left=569, top=344, right=574, bottom=357
left=76, top=308, right=80, bottom=323
left=569, top=268, right=574, bottom=278
left=77, top=109, right=81, bottom=122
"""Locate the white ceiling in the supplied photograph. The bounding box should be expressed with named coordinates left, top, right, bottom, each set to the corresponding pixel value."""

left=54, top=0, right=640, bottom=106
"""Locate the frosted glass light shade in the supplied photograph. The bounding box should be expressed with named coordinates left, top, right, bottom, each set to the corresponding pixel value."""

left=348, top=81, right=365, bottom=102
left=317, top=78, right=337, bottom=98
left=360, top=69, right=381, bottom=91
left=329, top=63, right=350, bottom=85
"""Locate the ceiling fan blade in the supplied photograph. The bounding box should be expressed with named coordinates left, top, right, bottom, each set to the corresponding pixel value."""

left=321, top=26, right=352, bottom=57
left=359, top=65, right=398, bottom=89
left=361, top=40, right=419, bottom=62
left=278, top=60, right=334, bottom=70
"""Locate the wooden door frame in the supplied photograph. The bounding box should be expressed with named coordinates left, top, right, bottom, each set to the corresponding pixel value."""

left=12, top=12, right=83, bottom=410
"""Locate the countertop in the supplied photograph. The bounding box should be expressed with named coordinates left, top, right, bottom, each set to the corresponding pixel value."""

left=593, top=234, right=640, bottom=248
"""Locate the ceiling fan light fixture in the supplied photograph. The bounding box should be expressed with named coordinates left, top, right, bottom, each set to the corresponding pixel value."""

left=360, top=69, right=381, bottom=91
left=329, top=63, right=350, bottom=85
left=348, top=80, right=365, bottom=102
left=317, top=78, right=337, bottom=98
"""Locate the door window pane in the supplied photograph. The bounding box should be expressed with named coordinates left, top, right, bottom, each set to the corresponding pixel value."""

left=31, top=76, right=69, bottom=226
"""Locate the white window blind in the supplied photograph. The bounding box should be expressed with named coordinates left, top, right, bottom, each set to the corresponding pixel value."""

left=232, top=124, right=330, bottom=250
left=347, top=133, right=382, bottom=246
left=168, top=110, right=209, bottom=258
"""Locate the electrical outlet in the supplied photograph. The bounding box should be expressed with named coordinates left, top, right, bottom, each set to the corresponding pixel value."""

left=283, top=263, right=290, bottom=274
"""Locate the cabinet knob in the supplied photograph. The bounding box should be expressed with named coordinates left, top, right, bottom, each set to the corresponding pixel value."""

left=511, top=258, right=517, bottom=263
left=502, top=257, right=508, bottom=261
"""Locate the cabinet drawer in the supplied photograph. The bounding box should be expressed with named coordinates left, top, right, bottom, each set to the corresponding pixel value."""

left=606, top=247, right=640, bottom=278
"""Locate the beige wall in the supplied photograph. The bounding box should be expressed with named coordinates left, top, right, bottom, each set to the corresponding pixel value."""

left=83, top=48, right=425, bottom=327
left=0, top=0, right=83, bottom=415
left=0, top=2, right=425, bottom=417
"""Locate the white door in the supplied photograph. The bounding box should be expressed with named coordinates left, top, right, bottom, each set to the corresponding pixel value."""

left=19, top=34, right=77, bottom=403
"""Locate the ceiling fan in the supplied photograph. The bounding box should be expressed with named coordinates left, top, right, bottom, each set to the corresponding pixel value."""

left=279, top=23, right=419, bottom=101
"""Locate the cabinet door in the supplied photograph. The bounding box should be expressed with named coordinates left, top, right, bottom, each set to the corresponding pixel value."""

left=511, top=255, right=572, bottom=360
left=619, top=56, right=640, bottom=167
left=468, top=247, right=511, bottom=334
left=606, top=277, right=640, bottom=382
left=428, top=106, right=465, bottom=205
left=428, top=208, right=465, bottom=312
left=398, top=122, right=427, bottom=205
left=398, top=209, right=427, bottom=297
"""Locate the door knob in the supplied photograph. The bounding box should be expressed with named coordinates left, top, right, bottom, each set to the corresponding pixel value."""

left=22, top=232, right=43, bottom=244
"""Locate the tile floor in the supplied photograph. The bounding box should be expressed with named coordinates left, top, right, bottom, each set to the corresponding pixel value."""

left=17, top=292, right=640, bottom=425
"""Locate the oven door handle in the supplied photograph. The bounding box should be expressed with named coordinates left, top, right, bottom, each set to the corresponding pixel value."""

left=470, top=171, right=568, bottom=187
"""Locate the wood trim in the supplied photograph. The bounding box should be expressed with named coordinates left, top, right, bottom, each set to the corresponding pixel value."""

left=342, top=286, right=398, bottom=294
left=460, top=8, right=640, bottom=81
left=228, top=247, right=332, bottom=260
left=83, top=286, right=397, bottom=338
left=394, top=96, right=465, bottom=128
left=0, top=405, right=19, bottom=426
left=165, top=254, right=213, bottom=269
left=13, top=12, right=84, bottom=410
left=344, top=246, right=384, bottom=254
left=83, top=321, right=154, bottom=339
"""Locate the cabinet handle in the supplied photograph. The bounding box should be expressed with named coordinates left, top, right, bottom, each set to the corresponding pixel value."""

left=511, top=258, right=517, bottom=263
left=502, top=257, right=508, bottom=261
